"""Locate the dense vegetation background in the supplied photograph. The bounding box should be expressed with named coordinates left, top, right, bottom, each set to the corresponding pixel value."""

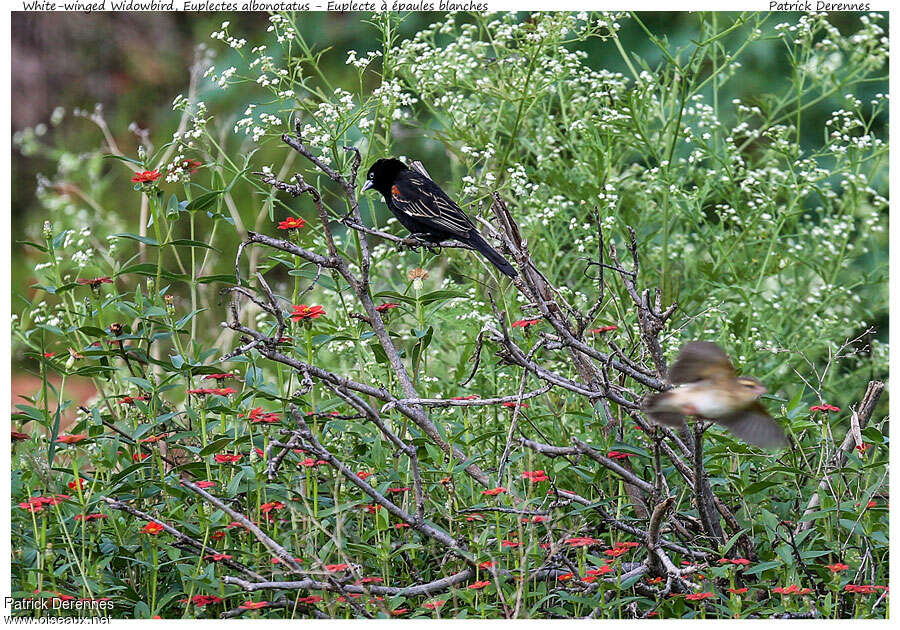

left=11, top=11, right=888, bottom=619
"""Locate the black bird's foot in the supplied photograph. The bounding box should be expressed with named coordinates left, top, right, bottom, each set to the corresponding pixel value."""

left=405, top=233, right=442, bottom=253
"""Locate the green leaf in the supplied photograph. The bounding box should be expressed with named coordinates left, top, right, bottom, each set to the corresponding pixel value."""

left=111, top=233, right=160, bottom=246
left=720, top=527, right=750, bottom=557
left=165, top=239, right=220, bottom=252
left=186, top=190, right=224, bottom=212
left=743, top=560, right=781, bottom=576
left=199, top=437, right=235, bottom=457
left=103, top=154, right=144, bottom=167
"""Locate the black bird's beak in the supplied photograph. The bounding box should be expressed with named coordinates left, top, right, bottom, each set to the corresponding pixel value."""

left=360, top=180, right=374, bottom=193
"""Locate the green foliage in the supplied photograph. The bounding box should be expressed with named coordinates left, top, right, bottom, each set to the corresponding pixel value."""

left=12, top=11, right=887, bottom=620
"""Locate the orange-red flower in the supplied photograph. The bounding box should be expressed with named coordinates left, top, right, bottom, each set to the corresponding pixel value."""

left=685, top=592, right=714, bottom=601
left=357, top=471, right=372, bottom=480
left=772, top=584, right=812, bottom=595
left=141, top=522, right=164, bottom=535
left=718, top=557, right=751, bottom=566
left=501, top=401, right=528, bottom=408
left=589, top=325, right=618, bottom=333
left=246, top=407, right=280, bottom=424
left=501, top=540, right=520, bottom=548
left=522, top=470, right=549, bottom=482
left=826, top=562, right=850, bottom=573
left=844, top=584, right=887, bottom=594
left=119, top=395, right=150, bottom=405
left=604, top=547, right=629, bottom=557
left=607, top=451, right=635, bottom=460
left=277, top=217, right=306, bottom=230
left=512, top=318, right=541, bottom=328
left=179, top=594, right=223, bottom=606
left=75, top=513, right=108, bottom=522
left=810, top=403, right=840, bottom=412
left=290, top=304, right=325, bottom=321
left=133, top=452, right=150, bottom=462
left=565, top=537, right=600, bottom=547
left=452, top=394, right=480, bottom=401
left=260, top=501, right=285, bottom=514
left=482, top=487, right=507, bottom=496
left=205, top=553, right=233, bottom=562
left=387, top=487, right=410, bottom=493
left=375, top=302, right=400, bottom=312
left=76, top=276, right=112, bottom=288
left=56, top=434, right=87, bottom=444
left=214, top=453, right=242, bottom=464
left=203, top=373, right=235, bottom=381
left=181, top=159, right=203, bottom=174
left=423, top=600, right=445, bottom=610
left=239, top=601, right=268, bottom=610
left=468, top=580, right=491, bottom=590
left=325, top=563, right=349, bottom=572
left=132, top=170, right=161, bottom=184
left=298, top=595, right=322, bottom=604
left=68, top=478, right=86, bottom=490
left=727, top=587, right=749, bottom=594
left=479, top=561, right=496, bottom=569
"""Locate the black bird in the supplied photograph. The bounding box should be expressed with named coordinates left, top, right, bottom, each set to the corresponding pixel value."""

left=360, top=158, right=518, bottom=278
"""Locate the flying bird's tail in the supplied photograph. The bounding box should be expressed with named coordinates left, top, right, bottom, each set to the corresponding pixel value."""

left=642, top=391, right=687, bottom=428
left=468, top=232, right=518, bottom=278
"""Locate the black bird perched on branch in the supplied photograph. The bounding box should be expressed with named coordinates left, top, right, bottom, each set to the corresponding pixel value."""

left=360, top=158, right=518, bottom=278
left=643, top=341, right=788, bottom=449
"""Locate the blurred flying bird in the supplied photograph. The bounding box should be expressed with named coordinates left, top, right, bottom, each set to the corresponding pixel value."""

left=643, top=341, right=788, bottom=448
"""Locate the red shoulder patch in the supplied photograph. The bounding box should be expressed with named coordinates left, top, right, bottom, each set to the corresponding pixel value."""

left=391, top=185, right=401, bottom=198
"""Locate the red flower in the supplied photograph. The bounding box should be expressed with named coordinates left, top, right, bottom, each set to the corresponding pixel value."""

left=290, top=304, right=325, bottom=321
left=565, top=537, right=600, bottom=547
left=42, top=352, right=56, bottom=358
left=56, top=434, right=87, bottom=444
left=826, top=562, right=850, bottom=573
left=187, top=387, right=236, bottom=396
left=203, top=373, right=235, bottom=381
left=452, top=395, right=480, bottom=401
left=210, top=531, right=226, bottom=540
left=607, top=451, right=635, bottom=460
left=363, top=504, right=382, bottom=514
left=856, top=443, right=871, bottom=454
left=227, top=521, right=250, bottom=530
left=141, top=522, right=164, bottom=535
left=557, top=573, right=574, bottom=581
left=423, top=600, right=445, bottom=610
left=131, top=170, right=161, bottom=184
left=325, top=564, right=349, bottom=572
left=587, top=565, right=613, bottom=576
left=214, top=454, right=242, bottom=464
left=479, top=561, right=496, bottom=569
left=180, top=594, right=223, bottom=607
left=387, top=487, right=410, bottom=493
left=133, top=452, right=151, bottom=462
left=512, top=318, right=541, bottom=328
left=772, top=584, right=812, bottom=595
left=193, top=481, right=216, bottom=490
left=604, top=547, right=629, bottom=557
left=357, top=471, right=372, bottom=480
left=246, top=407, right=280, bottom=424
left=810, top=404, right=840, bottom=412
left=68, top=478, right=86, bottom=490
left=260, top=501, right=285, bottom=514
left=271, top=556, right=303, bottom=564
left=239, top=601, right=268, bottom=610
left=395, top=523, right=410, bottom=529
left=468, top=580, right=491, bottom=590
left=277, top=217, right=306, bottom=230
left=728, top=587, right=749, bottom=594
left=76, top=276, right=112, bottom=288
left=298, top=596, right=322, bottom=604
left=119, top=395, right=150, bottom=405
left=613, top=541, right=640, bottom=549
left=844, top=584, right=887, bottom=594
left=181, top=159, right=203, bottom=174
left=75, top=513, right=108, bottom=522
left=522, top=470, right=549, bottom=482
left=298, top=457, right=327, bottom=468
left=501, top=401, right=528, bottom=408
left=12, top=430, right=29, bottom=441
left=718, top=557, right=751, bottom=566
left=524, top=515, right=548, bottom=523
left=357, top=577, right=383, bottom=585
left=589, top=325, right=618, bottom=334
left=646, top=576, right=663, bottom=584
left=375, top=302, right=400, bottom=312
left=685, top=592, right=714, bottom=601
left=482, top=487, right=507, bottom=496
left=501, top=540, right=520, bottom=548
left=391, top=609, right=408, bottom=615
left=465, top=513, right=484, bottom=522
left=205, top=553, right=233, bottom=562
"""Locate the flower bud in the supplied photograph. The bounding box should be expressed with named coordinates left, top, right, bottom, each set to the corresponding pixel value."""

left=42, top=220, right=53, bottom=240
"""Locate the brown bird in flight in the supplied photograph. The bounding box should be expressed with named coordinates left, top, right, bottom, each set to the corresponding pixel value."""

left=643, top=341, right=788, bottom=448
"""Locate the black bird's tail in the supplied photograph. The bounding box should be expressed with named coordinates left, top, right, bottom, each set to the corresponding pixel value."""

left=467, top=231, right=517, bottom=278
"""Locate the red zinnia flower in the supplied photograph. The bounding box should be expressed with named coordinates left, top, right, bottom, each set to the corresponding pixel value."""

left=182, top=159, right=203, bottom=173
left=325, top=563, right=349, bottom=572
left=479, top=561, right=496, bottom=569
left=452, top=395, right=480, bottom=401
left=131, top=170, right=161, bottom=184
left=75, top=513, right=108, bottom=522
left=298, top=596, right=323, bottom=604
left=604, top=547, right=629, bottom=557
left=391, top=609, right=408, bottom=615
left=239, top=601, right=268, bottom=610
left=468, top=580, right=491, bottom=590
left=557, top=573, right=574, bottom=581
left=375, top=302, right=400, bottom=312
left=565, top=537, right=600, bottom=547
left=613, top=541, right=640, bottom=549
left=205, top=553, right=233, bottom=562
left=357, top=577, right=383, bottom=584
left=387, top=487, right=410, bottom=493
left=844, top=584, right=886, bottom=594
left=482, top=487, right=507, bottom=496
left=728, top=587, right=749, bottom=594
left=363, top=504, right=382, bottom=514
left=826, top=562, right=850, bottom=573
left=56, top=434, right=87, bottom=444
left=856, top=443, right=871, bottom=454
left=68, top=478, right=86, bottom=490
left=501, top=540, right=520, bottom=548
left=357, top=471, right=372, bottom=480
left=810, top=403, right=840, bottom=412
left=203, top=373, right=234, bottom=381
left=76, top=276, right=112, bottom=288
left=588, top=565, right=613, bottom=576
left=214, top=454, right=242, bottom=464
left=501, top=401, right=528, bottom=408
left=589, top=325, right=618, bottom=334
left=423, top=600, right=445, bottom=610
left=246, top=407, right=279, bottom=424
left=522, top=470, right=549, bottom=482
left=141, top=522, right=164, bottom=535
left=133, top=452, right=151, bottom=462
left=524, top=515, right=548, bottom=523
left=260, top=501, right=285, bottom=514
left=119, top=395, right=150, bottom=405
left=607, top=451, right=635, bottom=460
left=290, top=304, right=325, bottom=321
left=718, top=557, right=751, bottom=566
left=277, top=217, right=306, bottom=230
left=685, top=592, right=714, bottom=601
left=772, top=584, right=812, bottom=595
left=646, top=576, right=663, bottom=584
left=395, top=523, right=410, bottom=529
left=512, top=318, right=541, bottom=328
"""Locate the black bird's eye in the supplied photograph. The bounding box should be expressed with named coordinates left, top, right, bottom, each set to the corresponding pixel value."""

left=368, top=172, right=374, bottom=180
